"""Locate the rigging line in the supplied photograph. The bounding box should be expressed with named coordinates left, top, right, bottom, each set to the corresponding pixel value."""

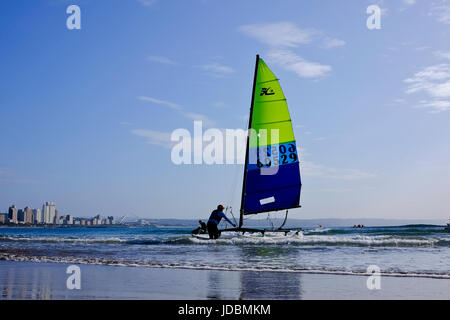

left=278, top=210, right=289, bottom=230
left=227, top=206, right=237, bottom=226
left=226, top=168, right=239, bottom=211
left=267, top=213, right=274, bottom=230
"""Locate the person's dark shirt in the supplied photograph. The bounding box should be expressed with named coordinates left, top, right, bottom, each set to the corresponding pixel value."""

left=208, top=210, right=234, bottom=225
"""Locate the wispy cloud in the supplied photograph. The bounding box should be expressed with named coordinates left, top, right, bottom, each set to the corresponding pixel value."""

left=147, top=55, right=177, bottom=65
left=198, top=62, right=235, bottom=78
left=403, top=0, right=416, bottom=5
left=415, top=100, right=450, bottom=113
left=136, top=0, right=158, bottom=7
left=429, top=0, right=450, bottom=24
left=239, top=22, right=315, bottom=47
left=137, top=96, right=215, bottom=127
left=434, top=50, right=450, bottom=60
left=321, top=37, right=346, bottom=49
left=138, top=96, right=182, bottom=111
left=386, top=98, right=406, bottom=107
left=130, top=129, right=173, bottom=148
left=404, top=64, right=450, bottom=95
left=181, top=112, right=215, bottom=127
left=267, top=49, right=331, bottom=78
left=239, top=21, right=337, bottom=79
left=404, top=64, right=450, bottom=113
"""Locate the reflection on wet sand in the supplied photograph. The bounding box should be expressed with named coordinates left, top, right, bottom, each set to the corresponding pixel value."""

left=2, top=265, right=53, bottom=299
left=204, top=268, right=302, bottom=300
left=1, top=261, right=303, bottom=300
left=237, top=245, right=303, bottom=299
left=206, top=269, right=240, bottom=300
left=239, top=271, right=302, bottom=300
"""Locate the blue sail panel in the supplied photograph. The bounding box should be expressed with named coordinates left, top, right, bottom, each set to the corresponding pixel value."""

left=243, top=160, right=301, bottom=214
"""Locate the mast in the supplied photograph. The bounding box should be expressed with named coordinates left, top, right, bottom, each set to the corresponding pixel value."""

left=239, top=54, right=260, bottom=228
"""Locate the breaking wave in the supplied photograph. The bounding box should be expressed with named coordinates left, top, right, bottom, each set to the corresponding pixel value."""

left=190, top=233, right=449, bottom=247
left=1, top=233, right=449, bottom=247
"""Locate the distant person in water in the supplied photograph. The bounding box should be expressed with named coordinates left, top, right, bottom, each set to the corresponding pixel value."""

left=207, top=205, right=236, bottom=239
left=191, top=220, right=207, bottom=235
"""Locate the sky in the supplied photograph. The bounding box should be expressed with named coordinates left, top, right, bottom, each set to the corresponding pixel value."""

left=1, top=0, right=450, bottom=221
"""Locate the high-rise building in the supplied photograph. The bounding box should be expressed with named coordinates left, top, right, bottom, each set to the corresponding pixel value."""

left=24, top=207, right=34, bottom=224
left=17, top=209, right=25, bottom=224
left=93, top=214, right=102, bottom=225
left=0, top=213, right=7, bottom=224
left=42, top=202, right=56, bottom=224
left=33, top=208, right=42, bottom=224
left=54, top=210, right=60, bottom=225
left=61, top=215, right=74, bottom=225
left=8, top=205, right=18, bottom=224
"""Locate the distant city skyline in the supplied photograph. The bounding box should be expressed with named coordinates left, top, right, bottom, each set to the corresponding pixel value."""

left=0, top=202, right=115, bottom=226
left=1, top=1, right=450, bottom=221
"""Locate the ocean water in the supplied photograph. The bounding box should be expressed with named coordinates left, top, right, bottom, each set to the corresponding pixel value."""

left=0, top=224, right=449, bottom=279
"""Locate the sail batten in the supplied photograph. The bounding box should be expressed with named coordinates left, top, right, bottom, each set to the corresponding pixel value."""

left=259, top=79, right=280, bottom=84
left=258, top=99, right=287, bottom=103
left=240, top=56, right=302, bottom=217
left=253, top=119, right=292, bottom=126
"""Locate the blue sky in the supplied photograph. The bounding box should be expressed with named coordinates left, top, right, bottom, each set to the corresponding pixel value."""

left=1, top=0, right=449, bottom=221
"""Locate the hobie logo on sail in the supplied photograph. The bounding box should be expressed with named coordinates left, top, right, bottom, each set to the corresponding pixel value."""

left=260, top=87, right=275, bottom=96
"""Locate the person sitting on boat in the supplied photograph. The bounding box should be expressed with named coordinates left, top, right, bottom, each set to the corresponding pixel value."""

left=191, top=220, right=207, bottom=235
left=207, top=205, right=236, bottom=239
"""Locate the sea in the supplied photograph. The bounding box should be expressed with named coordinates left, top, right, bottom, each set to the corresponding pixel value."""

left=0, top=224, right=449, bottom=279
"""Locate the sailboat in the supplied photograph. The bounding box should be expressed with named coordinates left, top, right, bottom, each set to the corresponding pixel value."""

left=195, top=55, right=302, bottom=238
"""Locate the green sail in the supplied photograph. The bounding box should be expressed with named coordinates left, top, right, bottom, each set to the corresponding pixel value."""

left=249, top=58, right=295, bottom=148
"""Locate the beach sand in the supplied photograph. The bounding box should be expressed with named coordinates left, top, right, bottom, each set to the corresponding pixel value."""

left=0, top=260, right=448, bottom=300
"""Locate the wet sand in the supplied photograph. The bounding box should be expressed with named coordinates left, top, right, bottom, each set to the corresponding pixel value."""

left=0, top=260, right=448, bottom=300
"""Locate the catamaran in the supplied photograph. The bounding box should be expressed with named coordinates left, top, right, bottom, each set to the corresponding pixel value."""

left=194, top=55, right=302, bottom=238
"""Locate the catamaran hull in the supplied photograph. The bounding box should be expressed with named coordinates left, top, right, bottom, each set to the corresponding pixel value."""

left=191, top=228, right=303, bottom=240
